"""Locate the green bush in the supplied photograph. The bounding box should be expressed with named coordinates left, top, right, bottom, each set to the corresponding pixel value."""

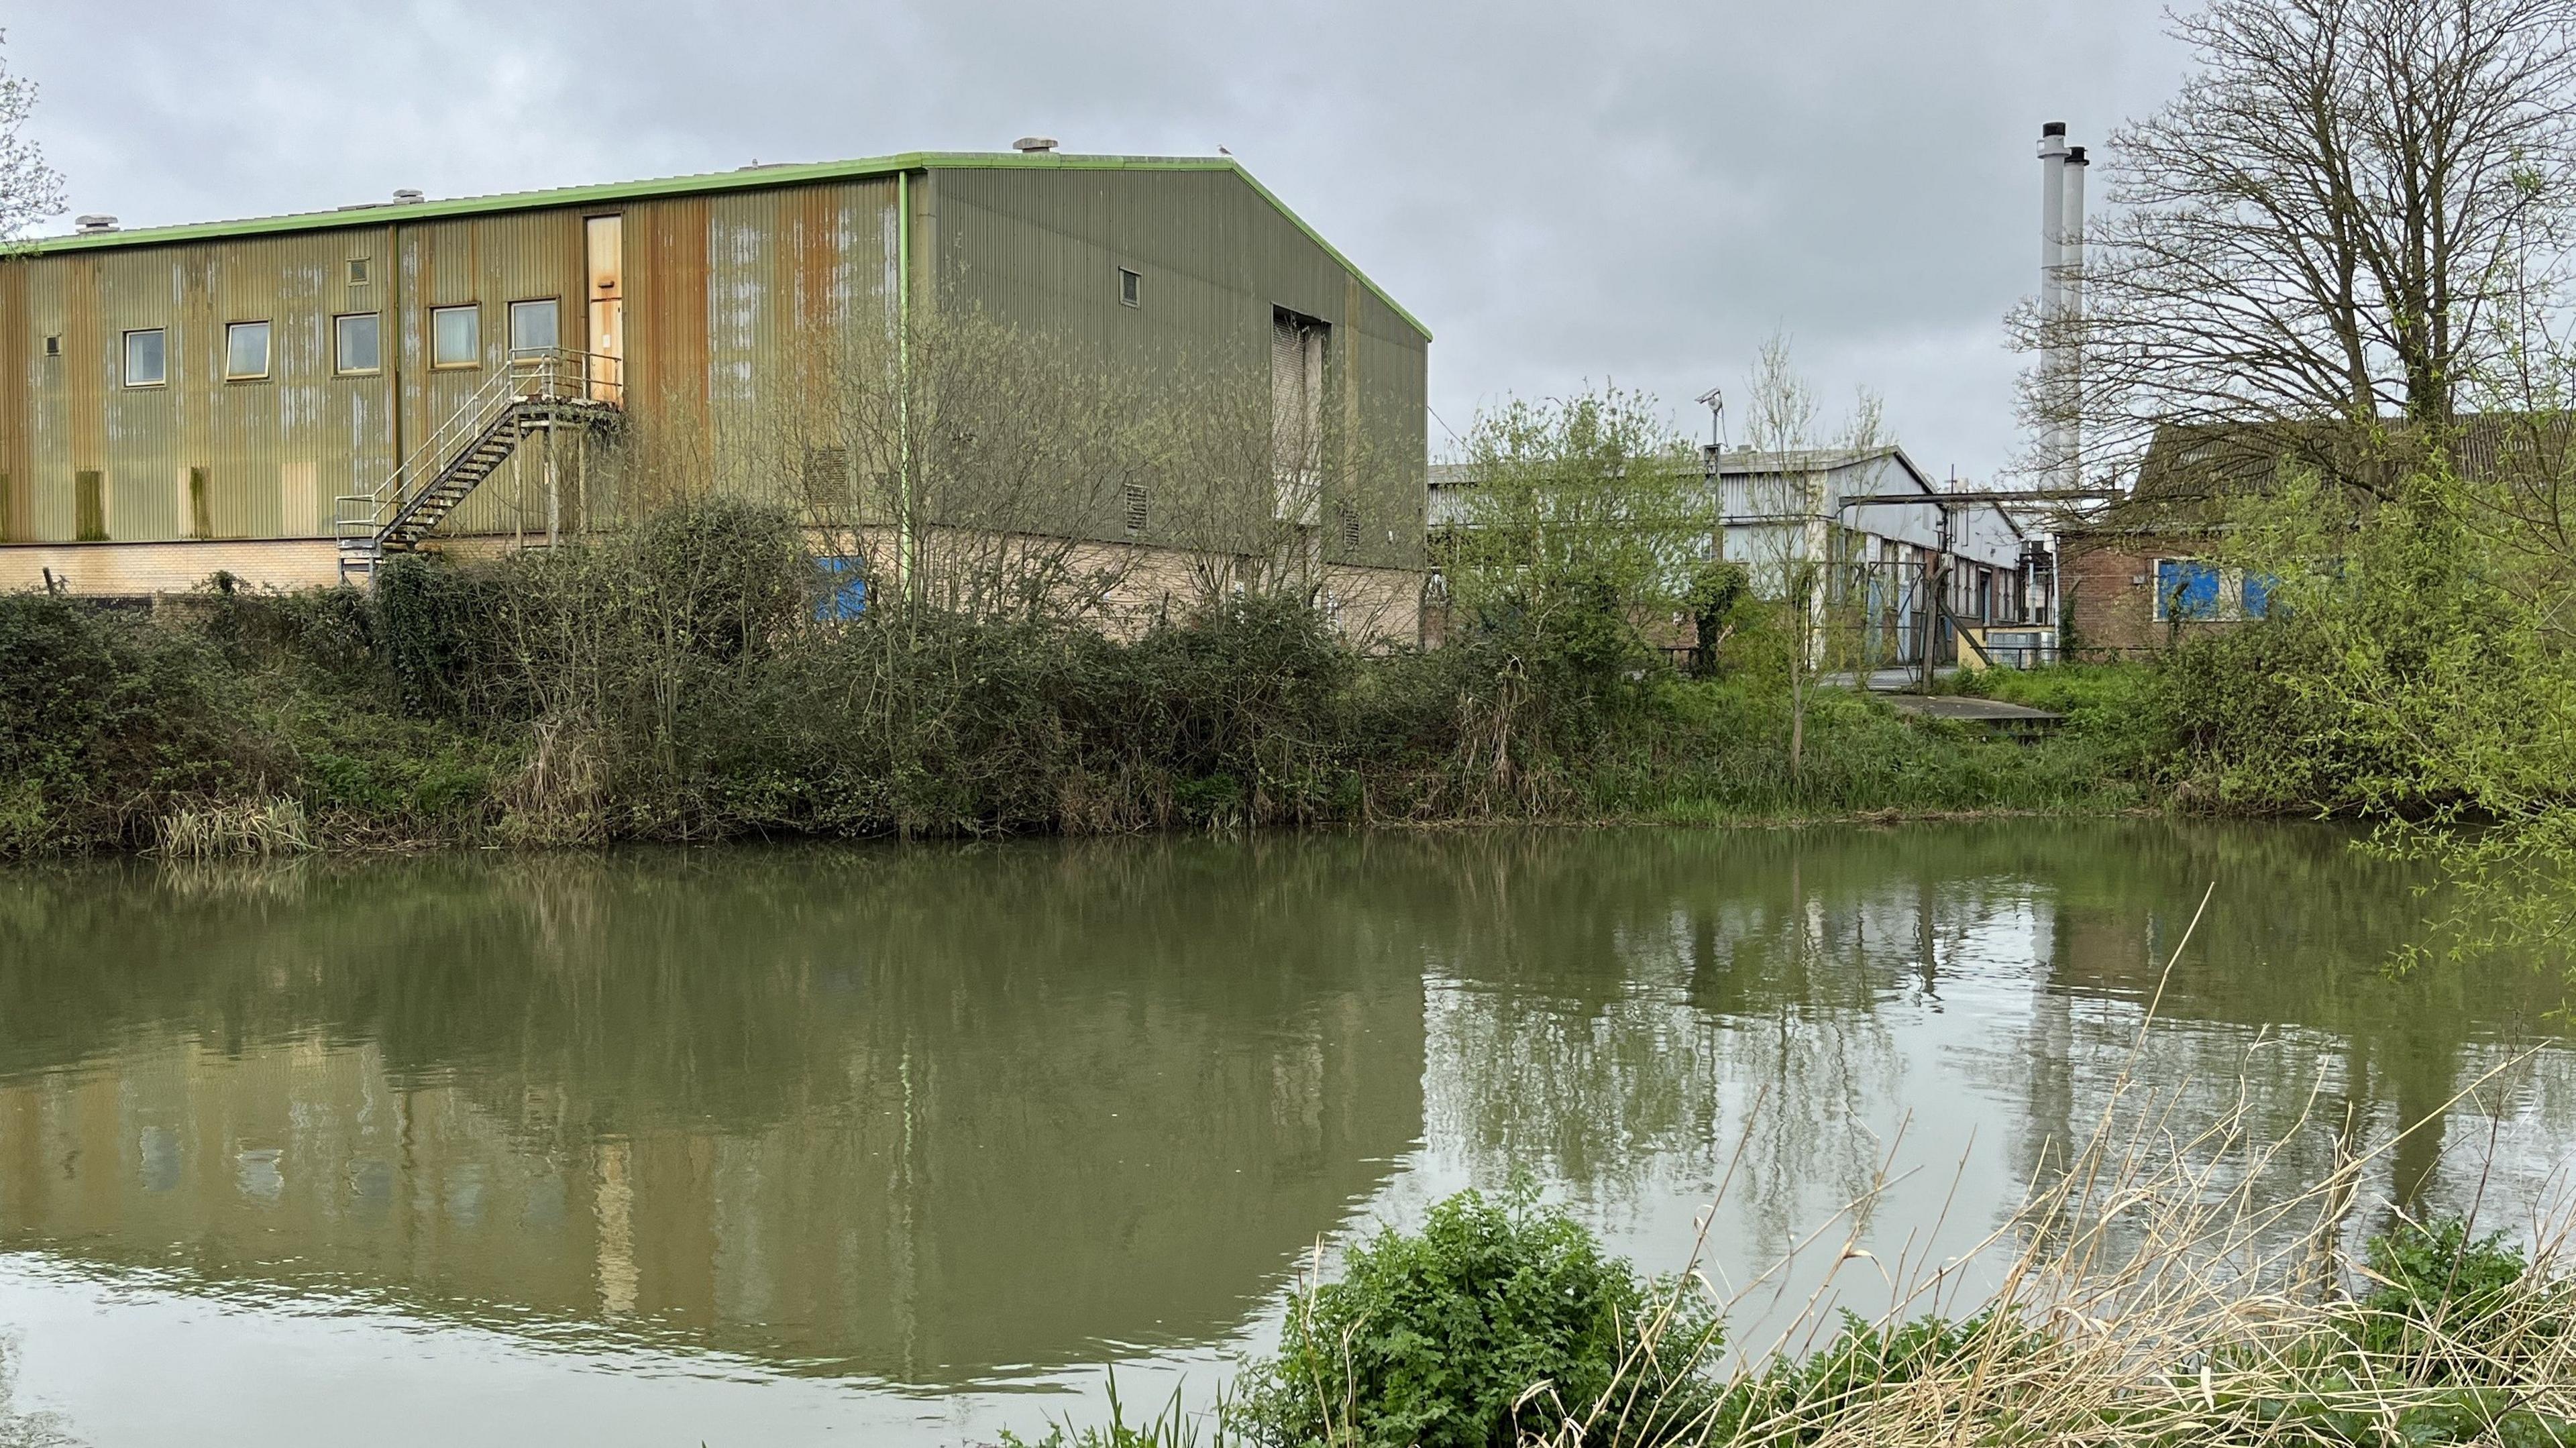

left=1232, top=1188, right=1722, bottom=1448
left=0, top=594, right=266, bottom=854
left=2349, top=1219, right=2536, bottom=1365
left=3, top=496, right=2163, bottom=855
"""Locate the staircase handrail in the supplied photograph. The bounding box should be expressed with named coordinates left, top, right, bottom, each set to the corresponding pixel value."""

left=333, top=348, right=621, bottom=547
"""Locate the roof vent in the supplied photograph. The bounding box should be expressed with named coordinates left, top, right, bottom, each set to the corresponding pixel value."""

left=392, top=188, right=425, bottom=205
left=1012, top=136, right=1059, bottom=154
left=73, top=215, right=118, bottom=234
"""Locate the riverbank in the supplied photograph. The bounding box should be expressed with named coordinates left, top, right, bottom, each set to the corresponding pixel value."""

left=1017, top=1194, right=2576, bottom=1448
left=0, top=510, right=2169, bottom=859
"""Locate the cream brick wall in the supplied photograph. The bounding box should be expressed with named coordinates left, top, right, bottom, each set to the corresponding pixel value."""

left=2, top=531, right=1430, bottom=649
left=0, top=540, right=347, bottom=596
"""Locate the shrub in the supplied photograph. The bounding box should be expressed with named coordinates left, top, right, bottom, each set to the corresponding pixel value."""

left=1232, top=1188, right=1722, bottom=1448
left=2349, top=1218, right=2538, bottom=1366
left=0, top=593, right=266, bottom=854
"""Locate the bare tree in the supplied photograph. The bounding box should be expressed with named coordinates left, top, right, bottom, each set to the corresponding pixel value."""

left=0, top=31, right=64, bottom=244
left=2023, top=0, right=2576, bottom=486
left=1734, top=334, right=1882, bottom=781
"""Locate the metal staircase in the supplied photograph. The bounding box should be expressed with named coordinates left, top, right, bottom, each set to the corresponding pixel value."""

left=335, top=349, right=623, bottom=586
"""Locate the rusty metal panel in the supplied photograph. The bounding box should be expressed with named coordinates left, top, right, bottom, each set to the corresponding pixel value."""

left=0, top=162, right=1411, bottom=560
left=614, top=180, right=896, bottom=514
left=399, top=209, right=584, bottom=537
left=627, top=194, right=713, bottom=460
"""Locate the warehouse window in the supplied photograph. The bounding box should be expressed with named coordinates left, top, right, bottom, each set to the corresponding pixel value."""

left=431, top=305, right=480, bottom=368
left=122, top=329, right=166, bottom=388
left=1122, top=483, right=1148, bottom=534
left=508, top=298, right=559, bottom=355
left=335, top=313, right=381, bottom=375
left=225, top=321, right=271, bottom=380
left=1118, top=267, right=1142, bottom=307
left=42, top=334, right=60, bottom=357
left=347, top=258, right=370, bottom=286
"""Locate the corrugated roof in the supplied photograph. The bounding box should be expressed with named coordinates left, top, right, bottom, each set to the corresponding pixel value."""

left=2108, top=413, right=2569, bottom=530
left=13, top=150, right=1431, bottom=341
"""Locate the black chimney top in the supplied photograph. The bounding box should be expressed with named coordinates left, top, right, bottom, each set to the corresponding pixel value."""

left=2043, top=121, right=2068, bottom=137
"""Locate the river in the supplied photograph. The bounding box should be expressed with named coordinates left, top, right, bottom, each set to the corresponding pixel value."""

left=0, top=822, right=2567, bottom=1445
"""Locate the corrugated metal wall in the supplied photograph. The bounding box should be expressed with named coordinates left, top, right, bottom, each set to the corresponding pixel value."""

left=930, top=167, right=1428, bottom=569
left=0, top=166, right=1417, bottom=563
left=0, top=182, right=902, bottom=546
left=4, top=227, right=400, bottom=544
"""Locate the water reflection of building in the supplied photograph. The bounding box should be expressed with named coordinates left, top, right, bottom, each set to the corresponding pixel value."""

left=1, top=824, right=2567, bottom=1387
left=0, top=843, right=1428, bottom=1382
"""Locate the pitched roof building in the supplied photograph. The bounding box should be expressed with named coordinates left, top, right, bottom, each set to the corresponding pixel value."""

left=0, top=150, right=1430, bottom=626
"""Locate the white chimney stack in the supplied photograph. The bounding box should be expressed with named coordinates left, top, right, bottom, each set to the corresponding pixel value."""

left=2037, top=123, right=2086, bottom=490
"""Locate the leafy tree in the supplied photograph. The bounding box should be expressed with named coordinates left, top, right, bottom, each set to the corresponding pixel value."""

left=1441, top=387, right=1705, bottom=690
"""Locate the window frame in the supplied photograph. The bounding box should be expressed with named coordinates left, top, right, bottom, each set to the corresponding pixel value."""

left=429, top=304, right=482, bottom=370
left=223, top=319, right=272, bottom=382
left=333, top=312, right=383, bottom=376
left=121, top=327, right=168, bottom=388
left=507, top=297, right=561, bottom=357
left=1117, top=266, right=1142, bottom=308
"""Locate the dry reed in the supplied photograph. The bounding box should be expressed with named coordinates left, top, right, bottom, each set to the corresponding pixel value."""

left=152, top=796, right=314, bottom=859
left=1526, top=891, right=2576, bottom=1448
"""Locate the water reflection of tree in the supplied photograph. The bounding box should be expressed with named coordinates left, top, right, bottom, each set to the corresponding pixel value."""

left=2001, top=819, right=2575, bottom=1266
left=1413, top=830, right=2068, bottom=1246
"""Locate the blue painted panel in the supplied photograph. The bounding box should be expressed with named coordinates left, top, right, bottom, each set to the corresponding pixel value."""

left=815, top=557, right=867, bottom=621
left=2241, top=571, right=2274, bottom=618
left=2157, top=559, right=2221, bottom=619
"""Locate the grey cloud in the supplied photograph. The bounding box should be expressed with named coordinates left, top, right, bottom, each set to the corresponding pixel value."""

left=11, top=0, right=2190, bottom=476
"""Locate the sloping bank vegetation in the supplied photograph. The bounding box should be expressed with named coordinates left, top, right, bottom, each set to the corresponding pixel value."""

left=1010, top=1188, right=2575, bottom=1448
left=0, top=494, right=2135, bottom=858
left=1, top=370, right=2169, bottom=857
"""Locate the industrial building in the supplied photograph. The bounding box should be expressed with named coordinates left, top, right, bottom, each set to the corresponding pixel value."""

left=1428, top=445, right=2051, bottom=668
left=0, top=147, right=1430, bottom=633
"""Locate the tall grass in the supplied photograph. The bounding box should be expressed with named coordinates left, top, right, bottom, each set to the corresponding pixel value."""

left=154, top=796, right=315, bottom=858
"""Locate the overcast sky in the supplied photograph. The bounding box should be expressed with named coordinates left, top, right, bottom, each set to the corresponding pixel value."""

left=9, top=1, right=2194, bottom=480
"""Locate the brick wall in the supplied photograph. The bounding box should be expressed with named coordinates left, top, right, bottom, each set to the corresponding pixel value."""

left=0, top=539, right=345, bottom=596
left=2, top=532, right=1429, bottom=649
left=2056, top=528, right=2241, bottom=653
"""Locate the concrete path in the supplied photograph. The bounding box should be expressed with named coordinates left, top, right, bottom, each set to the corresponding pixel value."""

left=1879, top=694, right=2065, bottom=726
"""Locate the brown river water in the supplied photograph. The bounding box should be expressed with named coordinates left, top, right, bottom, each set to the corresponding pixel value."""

left=0, top=822, right=2567, bottom=1445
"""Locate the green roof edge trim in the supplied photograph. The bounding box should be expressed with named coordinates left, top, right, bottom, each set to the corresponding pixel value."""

left=17, top=150, right=1431, bottom=342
